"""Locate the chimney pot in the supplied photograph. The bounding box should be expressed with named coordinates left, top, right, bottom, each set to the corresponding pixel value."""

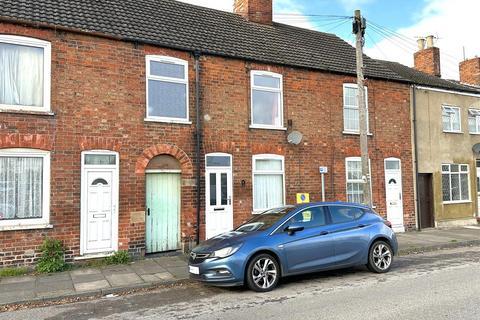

left=426, top=35, right=435, bottom=48
left=417, top=38, right=426, bottom=51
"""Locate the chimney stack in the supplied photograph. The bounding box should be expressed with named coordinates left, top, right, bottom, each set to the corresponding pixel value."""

left=414, top=35, right=441, bottom=77
left=459, top=57, right=480, bottom=86
left=234, top=0, right=273, bottom=25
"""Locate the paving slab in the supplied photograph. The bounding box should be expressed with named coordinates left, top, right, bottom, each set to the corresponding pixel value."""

left=71, top=272, right=106, bottom=284
left=105, top=273, right=143, bottom=287
left=74, top=280, right=111, bottom=292
left=0, top=276, right=36, bottom=285
left=130, top=260, right=166, bottom=275
left=36, top=279, right=74, bottom=293
left=36, top=272, right=71, bottom=284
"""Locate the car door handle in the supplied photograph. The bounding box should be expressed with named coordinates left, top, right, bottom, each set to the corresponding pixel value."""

left=357, top=224, right=366, bottom=228
left=319, top=231, right=329, bottom=236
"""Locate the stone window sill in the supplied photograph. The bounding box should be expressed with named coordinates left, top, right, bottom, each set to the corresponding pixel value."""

left=0, top=223, right=53, bottom=231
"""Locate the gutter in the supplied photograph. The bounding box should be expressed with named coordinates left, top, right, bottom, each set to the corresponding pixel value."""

left=412, top=85, right=421, bottom=231
left=194, top=51, right=202, bottom=245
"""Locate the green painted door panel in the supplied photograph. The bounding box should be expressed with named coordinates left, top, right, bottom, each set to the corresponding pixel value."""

left=146, top=173, right=181, bottom=253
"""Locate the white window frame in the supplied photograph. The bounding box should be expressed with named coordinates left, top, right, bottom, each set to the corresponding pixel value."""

left=145, top=55, right=190, bottom=124
left=442, top=163, right=471, bottom=204
left=343, top=83, right=369, bottom=134
left=0, top=148, right=51, bottom=229
left=345, top=157, right=373, bottom=205
left=252, top=154, right=286, bottom=213
left=468, top=108, right=480, bottom=134
left=250, top=71, right=285, bottom=130
left=0, top=35, right=51, bottom=113
left=442, top=105, right=462, bottom=133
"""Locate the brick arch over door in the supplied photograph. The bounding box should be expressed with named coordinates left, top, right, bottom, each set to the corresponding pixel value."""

left=135, top=144, right=194, bottom=177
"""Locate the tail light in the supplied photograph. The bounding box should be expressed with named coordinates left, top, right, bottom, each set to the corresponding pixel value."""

left=384, top=220, right=392, bottom=228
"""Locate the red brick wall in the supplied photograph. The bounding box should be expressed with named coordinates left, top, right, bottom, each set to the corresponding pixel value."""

left=233, top=0, right=273, bottom=25
left=459, top=57, right=480, bottom=86
left=414, top=47, right=441, bottom=77
left=0, top=22, right=415, bottom=267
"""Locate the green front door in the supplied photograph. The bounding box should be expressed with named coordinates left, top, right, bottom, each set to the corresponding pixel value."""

left=145, top=173, right=181, bottom=253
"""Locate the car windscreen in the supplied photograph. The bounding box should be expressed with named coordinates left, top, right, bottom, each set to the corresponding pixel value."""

left=235, top=206, right=296, bottom=232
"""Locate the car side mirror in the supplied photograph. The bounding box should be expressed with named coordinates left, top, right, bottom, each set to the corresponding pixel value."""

left=285, top=224, right=304, bottom=235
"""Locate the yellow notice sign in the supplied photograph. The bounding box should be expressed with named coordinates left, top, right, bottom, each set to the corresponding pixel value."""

left=296, top=193, right=310, bottom=204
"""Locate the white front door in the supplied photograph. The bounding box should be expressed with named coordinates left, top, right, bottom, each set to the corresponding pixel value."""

left=81, top=152, right=119, bottom=255
left=205, top=154, right=233, bottom=239
left=384, top=158, right=405, bottom=232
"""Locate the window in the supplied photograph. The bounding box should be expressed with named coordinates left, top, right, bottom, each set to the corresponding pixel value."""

left=345, top=157, right=372, bottom=204
left=442, top=106, right=461, bottom=132
left=253, top=155, right=285, bottom=211
left=287, top=206, right=328, bottom=229
left=250, top=71, right=283, bottom=129
left=329, top=206, right=364, bottom=224
left=468, top=109, right=480, bottom=134
left=343, top=84, right=368, bottom=133
left=442, top=164, right=470, bottom=202
left=146, top=55, right=189, bottom=122
left=0, top=35, right=51, bottom=112
left=0, top=149, right=50, bottom=227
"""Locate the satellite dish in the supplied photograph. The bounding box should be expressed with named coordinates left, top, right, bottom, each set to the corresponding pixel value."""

left=473, top=143, right=480, bottom=154
left=287, top=131, right=303, bottom=145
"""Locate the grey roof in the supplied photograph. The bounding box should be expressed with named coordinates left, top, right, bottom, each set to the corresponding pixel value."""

left=377, top=59, right=480, bottom=94
left=0, top=0, right=406, bottom=82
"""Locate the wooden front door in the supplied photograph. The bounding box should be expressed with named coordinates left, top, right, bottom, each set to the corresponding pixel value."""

left=418, top=173, right=434, bottom=228
left=145, top=173, right=181, bottom=253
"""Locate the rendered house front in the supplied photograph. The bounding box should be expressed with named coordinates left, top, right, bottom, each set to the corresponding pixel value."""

left=0, top=0, right=416, bottom=267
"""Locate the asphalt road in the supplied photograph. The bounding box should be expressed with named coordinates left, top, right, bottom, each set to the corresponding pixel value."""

left=2, top=246, right=480, bottom=320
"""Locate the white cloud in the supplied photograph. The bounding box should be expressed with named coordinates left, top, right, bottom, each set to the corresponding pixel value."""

left=176, top=0, right=234, bottom=12
left=365, top=0, right=480, bottom=80
left=177, top=0, right=316, bottom=30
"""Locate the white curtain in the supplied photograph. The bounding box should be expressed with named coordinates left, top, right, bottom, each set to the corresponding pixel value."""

left=0, top=157, right=43, bottom=220
left=254, top=174, right=283, bottom=210
left=0, top=43, right=44, bottom=107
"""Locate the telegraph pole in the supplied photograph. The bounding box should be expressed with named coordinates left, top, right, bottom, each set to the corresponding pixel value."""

left=353, top=10, right=372, bottom=207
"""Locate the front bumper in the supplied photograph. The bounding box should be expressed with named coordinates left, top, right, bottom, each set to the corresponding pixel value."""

left=188, top=254, right=245, bottom=287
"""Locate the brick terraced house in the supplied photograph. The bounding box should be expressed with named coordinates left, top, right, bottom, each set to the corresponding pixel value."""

left=0, top=0, right=416, bottom=266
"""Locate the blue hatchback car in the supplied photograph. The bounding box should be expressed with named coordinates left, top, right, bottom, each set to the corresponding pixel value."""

left=189, top=202, right=397, bottom=292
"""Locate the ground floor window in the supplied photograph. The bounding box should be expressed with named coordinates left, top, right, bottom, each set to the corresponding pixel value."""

left=345, top=157, right=372, bottom=204
left=0, top=149, right=50, bottom=226
left=253, top=154, right=285, bottom=212
left=442, top=164, right=469, bottom=202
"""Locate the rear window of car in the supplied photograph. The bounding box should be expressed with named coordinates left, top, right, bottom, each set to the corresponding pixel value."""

left=328, top=206, right=365, bottom=224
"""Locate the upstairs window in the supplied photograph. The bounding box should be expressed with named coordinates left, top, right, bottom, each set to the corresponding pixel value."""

left=442, top=164, right=469, bottom=202
left=251, top=71, right=283, bottom=129
left=442, top=106, right=461, bottom=132
left=146, top=56, right=189, bottom=122
left=468, top=108, right=480, bottom=134
left=0, top=35, right=51, bottom=112
left=343, top=84, right=368, bottom=133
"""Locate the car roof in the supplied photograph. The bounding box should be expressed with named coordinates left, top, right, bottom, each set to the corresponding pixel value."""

left=294, top=201, right=371, bottom=210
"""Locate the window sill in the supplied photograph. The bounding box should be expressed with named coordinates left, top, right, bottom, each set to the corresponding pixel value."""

left=144, top=118, right=192, bottom=125
left=470, top=132, right=480, bottom=135
left=443, top=200, right=472, bottom=205
left=0, top=109, right=55, bottom=117
left=443, top=131, right=463, bottom=134
left=343, top=131, right=373, bottom=136
left=0, top=223, right=53, bottom=231
left=249, top=125, right=287, bottom=131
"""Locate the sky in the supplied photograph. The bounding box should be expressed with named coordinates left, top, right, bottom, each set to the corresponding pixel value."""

left=178, top=0, right=480, bottom=80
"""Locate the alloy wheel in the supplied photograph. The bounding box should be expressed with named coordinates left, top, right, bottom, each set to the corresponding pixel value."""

left=372, top=243, right=392, bottom=271
left=252, top=257, right=277, bottom=289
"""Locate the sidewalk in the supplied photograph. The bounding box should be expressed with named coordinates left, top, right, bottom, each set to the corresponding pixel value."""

left=1, top=227, right=480, bottom=307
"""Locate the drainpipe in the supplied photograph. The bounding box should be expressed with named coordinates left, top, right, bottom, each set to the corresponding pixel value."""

left=194, top=51, right=202, bottom=245
left=412, top=85, right=421, bottom=231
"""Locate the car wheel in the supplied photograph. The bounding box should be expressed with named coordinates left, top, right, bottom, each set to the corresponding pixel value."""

left=246, top=253, right=280, bottom=292
left=367, top=240, right=393, bottom=273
